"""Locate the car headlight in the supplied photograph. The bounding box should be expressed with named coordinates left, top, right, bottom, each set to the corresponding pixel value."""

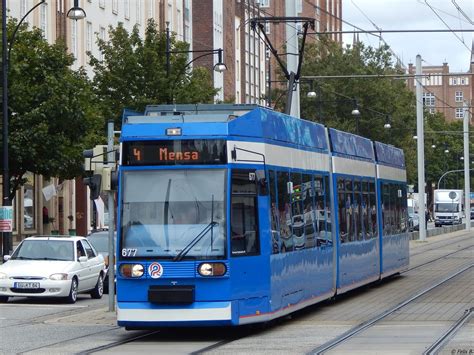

left=0, top=272, right=8, bottom=279
left=120, top=264, right=144, bottom=278
left=49, top=273, right=68, bottom=280
left=198, top=262, right=226, bottom=277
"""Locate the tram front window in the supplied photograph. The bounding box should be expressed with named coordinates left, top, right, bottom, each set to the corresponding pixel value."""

left=120, top=169, right=226, bottom=259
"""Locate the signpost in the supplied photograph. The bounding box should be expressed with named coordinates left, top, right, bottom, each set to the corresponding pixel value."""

left=0, top=206, right=13, bottom=232
left=449, top=191, right=457, bottom=224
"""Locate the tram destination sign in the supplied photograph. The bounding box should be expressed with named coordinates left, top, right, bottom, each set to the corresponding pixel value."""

left=123, top=139, right=227, bottom=166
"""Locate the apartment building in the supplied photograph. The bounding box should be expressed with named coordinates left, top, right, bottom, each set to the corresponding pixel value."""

left=407, top=46, right=474, bottom=123
left=191, top=0, right=341, bottom=105
left=3, top=0, right=192, bottom=241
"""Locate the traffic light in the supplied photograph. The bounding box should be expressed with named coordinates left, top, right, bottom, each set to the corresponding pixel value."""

left=83, top=174, right=102, bottom=200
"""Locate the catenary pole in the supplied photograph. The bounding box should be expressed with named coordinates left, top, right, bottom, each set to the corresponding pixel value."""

left=285, top=0, right=300, bottom=118
left=463, top=102, right=471, bottom=231
left=416, top=55, right=427, bottom=241
left=107, top=120, right=115, bottom=311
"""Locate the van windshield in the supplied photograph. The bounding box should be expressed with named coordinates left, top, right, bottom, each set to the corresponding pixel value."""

left=435, top=203, right=459, bottom=213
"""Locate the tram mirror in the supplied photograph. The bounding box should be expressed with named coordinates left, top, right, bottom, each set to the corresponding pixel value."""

left=287, top=181, right=294, bottom=194
left=256, top=170, right=268, bottom=196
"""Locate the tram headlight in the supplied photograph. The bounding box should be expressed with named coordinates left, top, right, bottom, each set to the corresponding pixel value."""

left=198, top=262, right=226, bottom=277
left=120, top=264, right=144, bottom=278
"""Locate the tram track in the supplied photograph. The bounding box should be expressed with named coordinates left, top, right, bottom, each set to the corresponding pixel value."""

left=423, top=307, right=474, bottom=355
left=308, top=263, right=474, bottom=355
left=29, top=233, right=470, bottom=354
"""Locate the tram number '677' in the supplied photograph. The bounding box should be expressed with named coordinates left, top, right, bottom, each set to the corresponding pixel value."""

left=122, top=248, right=137, bottom=257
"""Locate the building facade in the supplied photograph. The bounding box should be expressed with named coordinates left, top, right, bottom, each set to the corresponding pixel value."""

left=407, top=46, right=474, bottom=123
left=3, top=0, right=192, bottom=242
left=191, top=0, right=342, bottom=105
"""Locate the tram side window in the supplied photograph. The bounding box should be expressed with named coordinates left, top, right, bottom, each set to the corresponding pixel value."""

left=277, top=171, right=292, bottom=252
left=269, top=170, right=280, bottom=254
left=337, top=178, right=347, bottom=244
left=400, top=184, right=408, bottom=233
left=302, top=174, right=315, bottom=249
left=230, top=170, right=259, bottom=256
left=361, top=180, right=369, bottom=240
left=314, top=175, right=325, bottom=245
left=291, top=172, right=304, bottom=250
left=382, top=184, right=392, bottom=237
left=369, top=181, right=377, bottom=238
left=324, top=175, right=332, bottom=244
left=393, top=185, right=401, bottom=234
left=354, top=179, right=362, bottom=241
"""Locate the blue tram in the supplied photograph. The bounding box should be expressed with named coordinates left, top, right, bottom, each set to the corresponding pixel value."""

left=116, top=104, right=409, bottom=328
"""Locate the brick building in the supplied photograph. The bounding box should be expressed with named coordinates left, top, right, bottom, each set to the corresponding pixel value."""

left=192, top=0, right=342, bottom=104
left=407, top=43, right=474, bottom=124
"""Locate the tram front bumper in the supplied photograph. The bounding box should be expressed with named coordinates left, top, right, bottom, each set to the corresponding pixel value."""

left=117, top=301, right=233, bottom=327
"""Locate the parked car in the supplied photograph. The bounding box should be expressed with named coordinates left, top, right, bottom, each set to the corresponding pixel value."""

left=87, top=230, right=116, bottom=294
left=0, top=235, right=105, bottom=303
left=408, top=213, right=420, bottom=232
left=470, top=207, right=474, bottom=220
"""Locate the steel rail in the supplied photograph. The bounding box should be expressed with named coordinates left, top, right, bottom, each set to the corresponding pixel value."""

left=423, top=307, right=474, bottom=355
left=308, top=263, right=474, bottom=355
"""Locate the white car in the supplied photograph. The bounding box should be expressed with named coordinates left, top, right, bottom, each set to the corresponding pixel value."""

left=0, top=235, right=105, bottom=304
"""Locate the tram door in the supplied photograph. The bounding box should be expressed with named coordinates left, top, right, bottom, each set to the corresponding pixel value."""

left=229, top=169, right=270, bottom=318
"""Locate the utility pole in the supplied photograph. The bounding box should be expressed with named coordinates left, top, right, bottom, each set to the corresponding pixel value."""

left=463, top=101, right=470, bottom=231
left=416, top=55, right=426, bottom=241
left=285, top=0, right=300, bottom=118
left=107, top=120, right=115, bottom=311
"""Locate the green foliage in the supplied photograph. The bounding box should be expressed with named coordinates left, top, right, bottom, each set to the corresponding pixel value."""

left=293, top=37, right=473, bottom=186
left=2, top=19, right=103, bottom=199
left=88, top=20, right=218, bottom=125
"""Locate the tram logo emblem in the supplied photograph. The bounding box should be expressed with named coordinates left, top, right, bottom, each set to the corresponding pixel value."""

left=148, top=262, right=163, bottom=279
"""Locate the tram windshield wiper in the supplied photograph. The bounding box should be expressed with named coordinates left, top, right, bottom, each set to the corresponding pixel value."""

left=173, top=221, right=218, bottom=262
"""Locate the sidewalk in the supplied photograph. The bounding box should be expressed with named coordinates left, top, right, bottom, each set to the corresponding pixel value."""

left=47, top=304, right=118, bottom=327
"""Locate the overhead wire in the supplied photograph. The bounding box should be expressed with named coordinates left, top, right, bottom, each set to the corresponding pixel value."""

left=423, top=0, right=471, bottom=52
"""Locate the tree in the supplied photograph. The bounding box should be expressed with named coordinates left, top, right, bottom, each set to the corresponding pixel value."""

left=1, top=19, right=103, bottom=200
left=89, top=20, right=218, bottom=125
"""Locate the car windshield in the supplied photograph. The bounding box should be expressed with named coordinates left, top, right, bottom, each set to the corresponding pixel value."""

left=11, top=239, right=74, bottom=261
left=120, top=169, right=226, bottom=259
left=435, top=203, right=459, bottom=212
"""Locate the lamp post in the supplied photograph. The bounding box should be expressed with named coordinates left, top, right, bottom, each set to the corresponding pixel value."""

left=1, top=0, right=85, bottom=257
left=165, top=23, right=226, bottom=104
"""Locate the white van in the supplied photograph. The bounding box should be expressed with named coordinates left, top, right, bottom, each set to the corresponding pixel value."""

left=433, top=189, right=463, bottom=227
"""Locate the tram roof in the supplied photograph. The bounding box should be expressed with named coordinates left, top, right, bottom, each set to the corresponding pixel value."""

left=121, top=104, right=328, bottom=151
left=374, top=141, right=406, bottom=168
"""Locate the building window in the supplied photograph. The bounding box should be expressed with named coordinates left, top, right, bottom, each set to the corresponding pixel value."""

left=23, top=173, right=35, bottom=231
left=99, top=26, right=106, bottom=61
left=99, top=0, right=105, bottom=9
left=112, top=0, right=118, bottom=14
left=296, top=0, right=302, bottom=13
left=136, top=1, right=142, bottom=25
left=422, top=92, right=435, bottom=107
left=71, top=20, right=78, bottom=59
left=20, top=0, right=27, bottom=18
left=455, top=108, right=464, bottom=119
left=86, top=22, right=93, bottom=52
left=259, top=0, right=270, bottom=7
left=455, top=91, right=463, bottom=102
left=40, top=3, right=47, bottom=40
left=124, top=0, right=130, bottom=19
left=148, top=0, right=154, bottom=19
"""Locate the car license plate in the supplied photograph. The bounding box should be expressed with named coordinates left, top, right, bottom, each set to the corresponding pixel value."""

left=14, top=282, right=40, bottom=289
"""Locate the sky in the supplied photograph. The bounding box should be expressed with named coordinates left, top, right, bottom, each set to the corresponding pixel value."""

left=342, top=0, right=474, bottom=72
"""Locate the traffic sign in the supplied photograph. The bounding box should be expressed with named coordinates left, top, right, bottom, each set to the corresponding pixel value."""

left=448, top=191, right=457, bottom=200
left=0, top=206, right=13, bottom=232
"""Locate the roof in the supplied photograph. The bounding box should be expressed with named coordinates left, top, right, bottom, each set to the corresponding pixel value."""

left=25, top=235, right=86, bottom=241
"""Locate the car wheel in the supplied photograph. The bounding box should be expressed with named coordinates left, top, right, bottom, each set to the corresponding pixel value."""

left=0, top=296, right=8, bottom=303
left=66, top=278, right=78, bottom=304
left=90, top=274, right=104, bottom=299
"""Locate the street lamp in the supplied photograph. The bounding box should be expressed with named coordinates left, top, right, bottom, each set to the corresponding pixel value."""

left=351, top=100, right=361, bottom=134
left=67, top=0, right=87, bottom=20
left=165, top=22, right=226, bottom=104
left=1, top=0, right=86, bottom=256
